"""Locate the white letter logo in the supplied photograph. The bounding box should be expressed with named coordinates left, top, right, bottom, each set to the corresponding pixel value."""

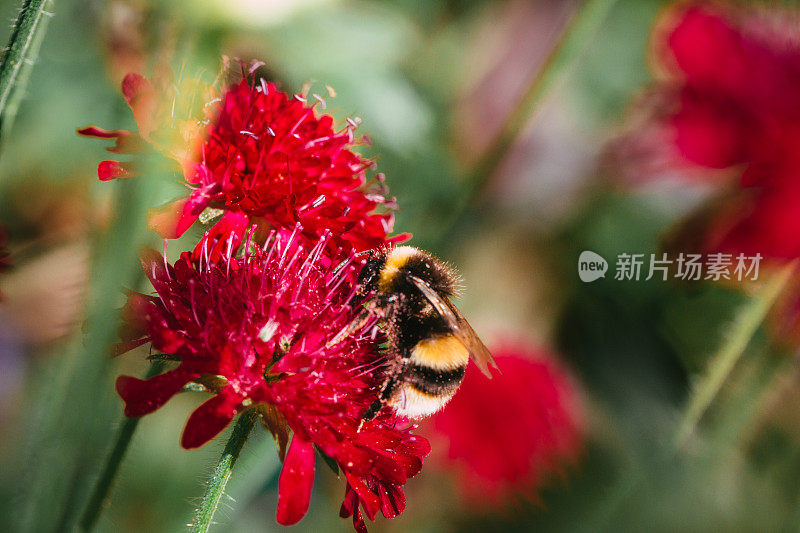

left=578, top=251, right=608, bottom=282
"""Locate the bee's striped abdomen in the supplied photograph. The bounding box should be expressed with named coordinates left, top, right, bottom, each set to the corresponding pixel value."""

left=409, top=335, right=469, bottom=370
left=390, top=334, right=469, bottom=418
left=405, top=365, right=465, bottom=397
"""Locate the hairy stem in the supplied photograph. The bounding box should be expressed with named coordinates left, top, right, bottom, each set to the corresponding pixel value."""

left=433, top=0, right=619, bottom=245
left=674, top=260, right=798, bottom=448
left=0, top=0, right=52, bottom=139
left=79, top=361, right=166, bottom=532
left=191, top=411, right=257, bottom=533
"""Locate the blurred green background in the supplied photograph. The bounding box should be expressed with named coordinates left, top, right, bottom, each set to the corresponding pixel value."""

left=4, top=0, right=800, bottom=531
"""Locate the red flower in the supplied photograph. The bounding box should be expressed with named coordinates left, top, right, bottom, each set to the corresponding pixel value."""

left=80, top=68, right=406, bottom=255
left=432, top=345, right=583, bottom=507
left=631, top=5, right=800, bottom=258
left=115, top=228, right=428, bottom=530
left=181, top=79, right=402, bottom=253
left=663, top=6, right=800, bottom=184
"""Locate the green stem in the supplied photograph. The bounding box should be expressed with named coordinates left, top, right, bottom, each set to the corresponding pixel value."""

left=474, top=0, right=618, bottom=185
left=191, top=411, right=257, bottom=533
left=0, top=0, right=52, bottom=138
left=674, top=260, right=798, bottom=448
left=79, top=361, right=166, bottom=532
left=20, top=176, right=170, bottom=533
left=433, top=0, right=619, bottom=245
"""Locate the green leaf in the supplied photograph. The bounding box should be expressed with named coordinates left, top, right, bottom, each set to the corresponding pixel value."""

left=315, top=444, right=340, bottom=476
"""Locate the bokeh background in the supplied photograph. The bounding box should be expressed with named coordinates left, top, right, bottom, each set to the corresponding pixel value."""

left=4, top=0, right=800, bottom=531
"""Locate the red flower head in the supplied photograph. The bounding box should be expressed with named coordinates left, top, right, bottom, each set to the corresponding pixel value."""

left=80, top=67, right=407, bottom=256
left=432, top=345, right=583, bottom=507
left=115, top=228, right=429, bottom=530
left=624, top=5, right=800, bottom=258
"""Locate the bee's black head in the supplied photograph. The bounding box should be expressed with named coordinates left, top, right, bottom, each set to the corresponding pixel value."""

left=355, top=249, right=386, bottom=297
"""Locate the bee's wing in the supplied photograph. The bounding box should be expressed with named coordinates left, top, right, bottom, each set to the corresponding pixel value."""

left=407, top=274, right=498, bottom=378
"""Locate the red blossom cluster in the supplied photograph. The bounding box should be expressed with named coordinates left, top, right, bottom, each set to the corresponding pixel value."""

left=630, top=5, right=800, bottom=258
left=83, top=66, right=425, bottom=530
left=180, top=79, right=402, bottom=254
left=433, top=346, right=583, bottom=507
left=117, top=229, right=428, bottom=527
left=80, top=73, right=405, bottom=256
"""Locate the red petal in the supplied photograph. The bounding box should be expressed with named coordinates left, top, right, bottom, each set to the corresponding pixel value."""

left=276, top=435, right=316, bottom=525
left=77, top=125, right=127, bottom=139
left=381, top=484, right=406, bottom=518
left=191, top=211, right=249, bottom=263
left=339, top=485, right=369, bottom=533
left=344, top=472, right=380, bottom=520
left=98, top=160, right=133, bottom=181
left=184, top=181, right=221, bottom=217
left=180, top=389, right=240, bottom=449
left=112, top=337, right=149, bottom=357
left=121, top=73, right=150, bottom=105
left=352, top=508, right=367, bottom=533
left=122, top=73, right=157, bottom=138
left=340, top=484, right=358, bottom=518
left=672, top=92, right=748, bottom=169
left=386, top=232, right=412, bottom=245
left=139, top=247, right=171, bottom=284
left=77, top=126, right=141, bottom=153
left=399, top=435, right=431, bottom=456
left=118, top=292, right=155, bottom=342
left=116, top=367, right=198, bottom=417
left=148, top=198, right=195, bottom=239
left=718, top=187, right=800, bottom=258
left=667, top=7, right=749, bottom=92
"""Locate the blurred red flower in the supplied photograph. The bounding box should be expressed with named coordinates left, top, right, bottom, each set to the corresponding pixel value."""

left=79, top=69, right=406, bottom=255
left=432, top=346, right=583, bottom=507
left=116, top=228, right=428, bottom=529
left=640, top=5, right=800, bottom=258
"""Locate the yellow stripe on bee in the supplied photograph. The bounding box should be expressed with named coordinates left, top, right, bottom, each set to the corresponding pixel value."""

left=378, top=246, right=419, bottom=291
left=411, top=335, right=469, bottom=370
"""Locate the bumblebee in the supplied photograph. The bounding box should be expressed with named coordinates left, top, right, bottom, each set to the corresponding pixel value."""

left=353, top=246, right=498, bottom=419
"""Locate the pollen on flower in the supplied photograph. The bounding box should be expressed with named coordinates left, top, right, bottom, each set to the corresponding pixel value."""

left=175, top=78, right=401, bottom=254
left=258, top=320, right=279, bottom=342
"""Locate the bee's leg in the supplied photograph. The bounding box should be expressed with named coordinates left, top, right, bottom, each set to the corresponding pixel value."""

left=359, top=301, right=406, bottom=429
left=360, top=345, right=407, bottom=427
left=362, top=371, right=402, bottom=421
left=326, top=304, right=380, bottom=349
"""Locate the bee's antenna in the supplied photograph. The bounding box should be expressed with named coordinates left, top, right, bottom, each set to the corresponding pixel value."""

left=331, top=249, right=374, bottom=278
left=331, top=257, right=353, bottom=277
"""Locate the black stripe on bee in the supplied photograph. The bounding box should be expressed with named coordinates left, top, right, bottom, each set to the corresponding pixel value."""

left=404, top=364, right=466, bottom=396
